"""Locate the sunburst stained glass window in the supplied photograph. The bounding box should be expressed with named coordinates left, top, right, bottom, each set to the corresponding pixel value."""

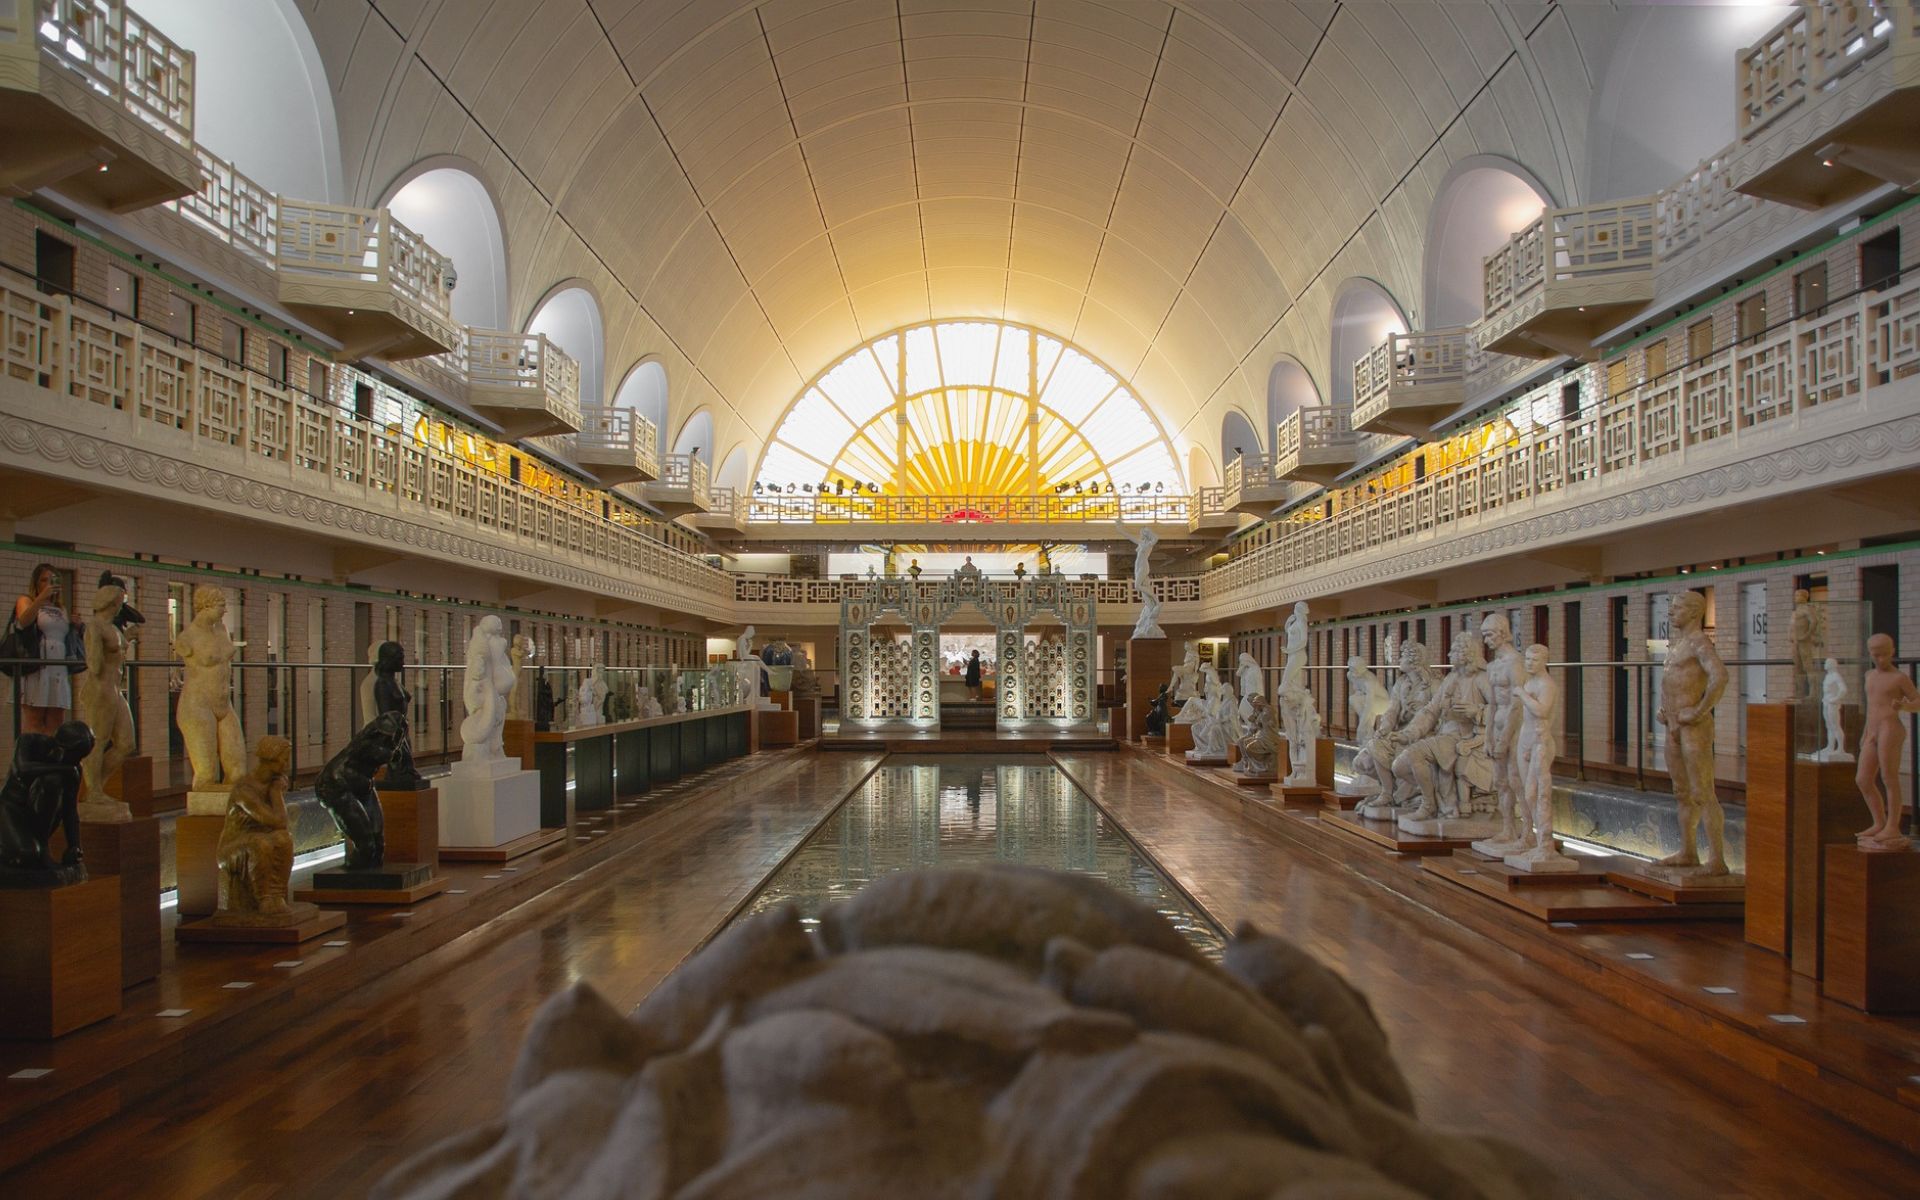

left=757, top=321, right=1182, bottom=496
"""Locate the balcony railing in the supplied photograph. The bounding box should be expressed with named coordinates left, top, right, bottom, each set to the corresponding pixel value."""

left=575, top=404, right=659, bottom=475
left=0, top=269, right=732, bottom=608
left=1483, top=201, right=1658, bottom=324
left=1654, top=149, right=1758, bottom=260
left=1738, top=2, right=1899, bottom=138
left=736, top=491, right=1196, bottom=526
left=28, top=0, right=194, bottom=146
left=1278, top=404, right=1360, bottom=460
left=467, top=329, right=582, bottom=431
left=166, top=144, right=277, bottom=265
left=1205, top=271, right=1920, bottom=605
left=276, top=201, right=452, bottom=324
left=1352, top=329, right=1467, bottom=429
left=731, top=573, right=1206, bottom=610
left=1187, top=485, right=1236, bottom=532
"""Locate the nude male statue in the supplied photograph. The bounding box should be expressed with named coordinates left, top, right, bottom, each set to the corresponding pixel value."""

left=1656, top=591, right=1731, bottom=874
left=1788, top=588, right=1819, bottom=701
left=1392, top=632, right=1491, bottom=824
left=1855, top=633, right=1919, bottom=850
left=1479, top=613, right=1528, bottom=850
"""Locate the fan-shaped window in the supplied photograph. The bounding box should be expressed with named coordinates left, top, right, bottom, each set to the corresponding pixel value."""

left=382, top=162, right=509, bottom=329
left=1329, top=280, right=1409, bottom=408
left=526, top=284, right=605, bottom=409
left=1422, top=158, right=1549, bottom=328
left=758, top=321, right=1181, bottom=495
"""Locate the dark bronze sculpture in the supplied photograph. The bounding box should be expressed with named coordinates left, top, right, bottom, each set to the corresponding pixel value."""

left=313, top=710, right=404, bottom=870
left=0, top=721, right=94, bottom=884
left=1144, top=684, right=1171, bottom=736
left=372, top=641, right=426, bottom=790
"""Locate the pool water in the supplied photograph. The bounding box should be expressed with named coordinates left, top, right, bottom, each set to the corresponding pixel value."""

left=735, top=755, right=1225, bottom=957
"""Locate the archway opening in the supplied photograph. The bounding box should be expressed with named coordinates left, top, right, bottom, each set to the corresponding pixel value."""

left=674, top=411, right=714, bottom=466
left=1221, top=410, right=1261, bottom=470
left=612, top=360, right=669, bottom=435
left=1266, top=358, right=1321, bottom=434
left=1423, top=162, right=1549, bottom=328
left=1329, top=280, right=1409, bottom=409
left=382, top=164, right=509, bottom=329
left=526, top=286, right=605, bottom=409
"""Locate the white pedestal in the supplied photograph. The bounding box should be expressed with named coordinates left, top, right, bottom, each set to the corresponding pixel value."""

left=1398, top=814, right=1503, bottom=839
left=438, top=759, right=540, bottom=848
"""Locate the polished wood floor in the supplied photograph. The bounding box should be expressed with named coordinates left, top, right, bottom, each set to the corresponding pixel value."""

left=4, top=748, right=1919, bottom=1197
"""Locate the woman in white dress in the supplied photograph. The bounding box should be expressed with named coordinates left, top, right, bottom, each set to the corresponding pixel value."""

left=12, top=563, right=74, bottom=735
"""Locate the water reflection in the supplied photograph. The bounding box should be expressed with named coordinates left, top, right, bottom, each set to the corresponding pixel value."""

left=738, top=755, right=1224, bottom=956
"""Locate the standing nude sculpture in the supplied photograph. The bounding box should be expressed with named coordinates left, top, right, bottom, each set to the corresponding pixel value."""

left=77, top=572, right=141, bottom=822
left=507, top=634, right=535, bottom=721
left=1236, top=652, right=1264, bottom=721
left=175, top=584, right=246, bottom=793
left=1280, top=602, right=1309, bottom=695
left=1346, top=657, right=1389, bottom=746
left=1120, top=524, right=1163, bottom=639
left=1813, top=657, right=1850, bottom=762
left=1855, top=633, right=1918, bottom=851
left=1471, top=614, right=1529, bottom=857
left=1789, top=589, right=1819, bottom=701
left=1504, top=646, right=1575, bottom=872
left=1654, top=591, right=1732, bottom=875
left=459, top=616, right=515, bottom=766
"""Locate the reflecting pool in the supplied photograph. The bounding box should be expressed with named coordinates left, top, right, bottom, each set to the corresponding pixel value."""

left=735, top=755, right=1224, bottom=956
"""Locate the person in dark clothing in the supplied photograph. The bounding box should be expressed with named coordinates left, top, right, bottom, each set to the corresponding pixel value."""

left=965, top=650, right=983, bottom=700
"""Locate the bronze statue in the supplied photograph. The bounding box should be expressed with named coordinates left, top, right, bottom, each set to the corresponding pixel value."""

left=0, top=721, right=94, bottom=884
left=1144, top=683, right=1170, bottom=736
left=372, top=641, right=426, bottom=789
left=314, top=711, right=405, bottom=870
left=216, top=736, right=296, bottom=919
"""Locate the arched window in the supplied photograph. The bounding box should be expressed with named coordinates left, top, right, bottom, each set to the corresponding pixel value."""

left=1329, top=280, right=1409, bottom=409
left=715, top=446, right=749, bottom=492
left=138, top=0, right=342, bottom=201
left=1422, top=158, right=1549, bottom=329
left=758, top=320, right=1182, bottom=495
left=382, top=162, right=510, bottom=329
left=611, top=360, right=668, bottom=434
left=1266, top=357, right=1320, bottom=434
left=1220, top=410, right=1260, bottom=469
left=674, top=411, right=713, bottom=466
left=526, top=285, right=605, bottom=409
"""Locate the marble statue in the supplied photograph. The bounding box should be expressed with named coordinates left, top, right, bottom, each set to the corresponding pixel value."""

left=791, top=646, right=820, bottom=697
left=0, top=722, right=92, bottom=882
left=1188, top=672, right=1238, bottom=761
left=1235, top=693, right=1280, bottom=778
left=376, top=867, right=1560, bottom=1200
left=77, top=572, right=141, bottom=822
left=1855, top=633, right=1918, bottom=851
left=1280, top=601, right=1309, bottom=694
left=1469, top=614, right=1530, bottom=857
left=1503, top=646, right=1576, bottom=872
left=638, top=688, right=663, bottom=719
left=1655, top=590, right=1732, bottom=875
left=1354, top=641, right=1439, bottom=818
left=373, top=641, right=426, bottom=789
left=1814, top=657, right=1850, bottom=762
left=576, top=664, right=608, bottom=727
left=1121, top=524, right=1163, bottom=638
left=1168, top=644, right=1202, bottom=721
left=1235, top=652, right=1264, bottom=721
left=174, top=584, right=246, bottom=793
left=215, top=736, right=297, bottom=921
left=1789, top=589, right=1819, bottom=701
left=459, top=615, right=514, bottom=766
left=506, top=634, right=535, bottom=721
left=1381, top=628, right=1400, bottom=678
left=737, top=625, right=756, bottom=660
left=1346, top=657, right=1389, bottom=746
left=1278, top=682, right=1322, bottom=787
left=1143, top=684, right=1170, bottom=737
left=1392, top=632, right=1495, bottom=833
left=315, top=710, right=406, bottom=870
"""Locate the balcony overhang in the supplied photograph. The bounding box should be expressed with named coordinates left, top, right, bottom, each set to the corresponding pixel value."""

left=276, top=281, right=457, bottom=362
left=464, top=387, right=580, bottom=441
left=574, top=441, right=653, bottom=486
left=1352, top=381, right=1463, bottom=439
left=1477, top=285, right=1652, bottom=361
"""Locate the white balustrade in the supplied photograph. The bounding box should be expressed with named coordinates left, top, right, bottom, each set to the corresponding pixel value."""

left=1353, top=330, right=1467, bottom=428
left=29, top=0, right=194, bottom=145
left=467, top=329, right=582, bottom=428
left=735, top=490, right=1194, bottom=526
left=575, top=404, right=659, bottom=474
left=1654, top=150, right=1757, bottom=260
left=731, top=573, right=1205, bottom=609
left=1738, top=3, right=1900, bottom=138
left=166, top=145, right=277, bottom=265
left=1483, top=200, right=1656, bottom=327
left=277, top=200, right=455, bottom=330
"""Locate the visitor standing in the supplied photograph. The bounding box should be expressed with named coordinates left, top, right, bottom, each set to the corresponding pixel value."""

left=9, top=563, right=77, bottom=735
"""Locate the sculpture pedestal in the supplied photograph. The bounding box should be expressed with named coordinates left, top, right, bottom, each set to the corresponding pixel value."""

left=1221, top=767, right=1278, bottom=788
left=1606, top=861, right=1746, bottom=905
left=104, top=755, right=153, bottom=818
left=438, top=758, right=541, bottom=852
left=1277, top=737, right=1335, bottom=791
left=1166, top=723, right=1194, bottom=757
left=1126, top=637, right=1171, bottom=742
left=78, top=817, right=160, bottom=988
left=758, top=708, right=799, bottom=748
left=296, top=862, right=445, bottom=906
left=1822, top=845, right=1920, bottom=1013
left=794, top=697, right=822, bottom=740
left=1270, top=783, right=1325, bottom=808
left=503, top=719, right=536, bottom=770
left=1183, top=751, right=1228, bottom=768
left=177, top=901, right=347, bottom=945
left=0, top=877, right=120, bottom=1039
left=174, top=811, right=225, bottom=919
left=382, top=788, right=440, bottom=866
left=1743, top=704, right=1860, bottom=976
left=1397, top=814, right=1504, bottom=840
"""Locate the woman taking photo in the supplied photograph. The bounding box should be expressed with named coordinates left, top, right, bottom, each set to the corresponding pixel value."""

left=10, top=563, right=76, bottom=735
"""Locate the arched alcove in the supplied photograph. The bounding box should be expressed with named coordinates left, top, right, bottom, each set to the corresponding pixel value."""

left=1220, top=409, right=1261, bottom=469
left=1585, top=4, right=1795, bottom=201
left=674, top=411, right=714, bottom=465
left=715, top=445, right=750, bottom=493
left=1186, top=445, right=1220, bottom=490
left=381, top=161, right=509, bottom=329
left=611, top=360, right=669, bottom=435
left=526, top=284, right=606, bottom=410
left=1329, top=279, right=1409, bottom=409
left=1422, top=157, right=1551, bottom=329
left=1266, top=357, right=1321, bottom=435
left=138, top=0, right=341, bottom=202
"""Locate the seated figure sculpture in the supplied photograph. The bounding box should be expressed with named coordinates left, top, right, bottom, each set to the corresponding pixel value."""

left=1235, top=693, right=1280, bottom=777
left=314, top=711, right=406, bottom=870
left=1391, top=632, right=1496, bottom=833
left=1354, top=641, right=1438, bottom=819
left=215, top=736, right=300, bottom=922
left=1188, top=672, right=1238, bottom=762
left=0, top=721, right=94, bottom=883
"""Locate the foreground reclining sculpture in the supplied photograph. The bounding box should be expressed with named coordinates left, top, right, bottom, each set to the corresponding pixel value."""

left=376, top=865, right=1561, bottom=1199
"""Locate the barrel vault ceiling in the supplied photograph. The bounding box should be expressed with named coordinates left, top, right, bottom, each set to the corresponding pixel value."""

left=295, top=0, right=1624, bottom=480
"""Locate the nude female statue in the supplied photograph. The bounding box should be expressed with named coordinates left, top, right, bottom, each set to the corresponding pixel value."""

left=216, top=736, right=296, bottom=920
left=77, top=572, right=141, bottom=821
left=1504, top=646, right=1575, bottom=871
left=1855, top=633, right=1918, bottom=851
left=174, top=585, right=247, bottom=791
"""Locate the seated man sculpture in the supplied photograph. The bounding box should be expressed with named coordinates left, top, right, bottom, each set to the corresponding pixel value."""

left=1391, top=632, right=1495, bottom=828
left=1236, top=694, right=1281, bottom=777
left=216, top=736, right=298, bottom=921
left=314, top=711, right=406, bottom=870
left=0, top=721, right=94, bottom=881
left=1355, top=641, right=1438, bottom=819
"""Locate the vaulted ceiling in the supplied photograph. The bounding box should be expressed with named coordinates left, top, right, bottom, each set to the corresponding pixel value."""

left=289, top=1, right=1742, bottom=483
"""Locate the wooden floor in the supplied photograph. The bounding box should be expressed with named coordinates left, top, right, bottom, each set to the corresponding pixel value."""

left=4, top=746, right=1919, bottom=1197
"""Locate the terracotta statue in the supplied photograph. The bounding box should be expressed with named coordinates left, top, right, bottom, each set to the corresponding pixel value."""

left=576, top=665, right=608, bottom=727
left=216, top=736, right=297, bottom=920
left=174, top=584, right=246, bottom=792
left=459, top=615, right=514, bottom=766
left=1393, top=632, right=1494, bottom=830
left=506, top=634, right=535, bottom=720
left=0, top=722, right=92, bottom=881
left=1504, top=646, right=1575, bottom=872
left=78, top=572, right=141, bottom=822
left=1855, top=633, right=1918, bottom=851
left=1814, top=657, right=1850, bottom=762
left=1473, top=614, right=1530, bottom=855
left=316, top=710, right=406, bottom=870
left=1788, top=589, right=1819, bottom=701
left=1235, top=693, right=1280, bottom=777
left=1144, top=684, right=1170, bottom=737
left=1655, top=590, right=1731, bottom=875
left=373, top=641, right=426, bottom=789
left=1355, top=641, right=1438, bottom=819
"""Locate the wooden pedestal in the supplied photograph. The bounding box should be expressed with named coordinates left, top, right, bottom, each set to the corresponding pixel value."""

left=758, top=708, right=799, bottom=748
left=174, top=812, right=224, bottom=918
left=770, top=689, right=792, bottom=711
left=794, top=696, right=822, bottom=740
left=1821, top=846, right=1920, bottom=1013
left=0, top=878, right=121, bottom=1039
left=177, top=903, right=347, bottom=945
left=1126, top=638, right=1172, bottom=742
left=295, top=866, right=446, bottom=906
left=438, top=827, right=566, bottom=864
left=503, top=719, right=536, bottom=770
left=1744, top=703, right=1863, bottom=975
left=104, top=755, right=154, bottom=819
left=382, top=788, right=440, bottom=867
left=1166, top=723, right=1194, bottom=757
left=78, top=818, right=160, bottom=988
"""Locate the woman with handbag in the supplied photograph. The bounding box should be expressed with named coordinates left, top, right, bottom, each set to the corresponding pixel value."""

left=9, top=563, right=81, bottom=735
